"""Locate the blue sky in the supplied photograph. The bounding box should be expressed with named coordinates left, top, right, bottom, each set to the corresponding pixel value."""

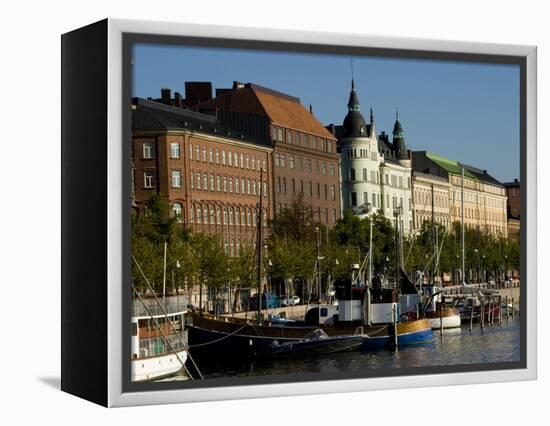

left=132, top=44, right=520, bottom=183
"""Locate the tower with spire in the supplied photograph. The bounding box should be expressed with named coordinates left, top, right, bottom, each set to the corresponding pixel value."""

left=329, top=70, right=412, bottom=234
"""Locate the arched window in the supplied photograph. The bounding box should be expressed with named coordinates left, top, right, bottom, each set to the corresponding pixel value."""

left=241, top=208, right=246, bottom=225
left=172, top=202, right=183, bottom=223
left=236, top=240, right=240, bottom=256
left=216, top=207, right=221, bottom=225
left=203, top=205, right=209, bottom=224
left=229, top=177, right=233, bottom=193
left=235, top=208, right=240, bottom=225
left=210, top=207, right=215, bottom=224
left=196, top=205, right=202, bottom=224
left=229, top=207, right=234, bottom=225
left=247, top=209, right=252, bottom=226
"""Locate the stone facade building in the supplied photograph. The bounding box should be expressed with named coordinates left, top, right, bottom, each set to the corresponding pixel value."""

left=328, top=80, right=413, bottom=234
left=197, top=82, right=341, bottom=226
left=132, top=98, right=273, bottom=256
left=412, top=151, right=508, bottom=237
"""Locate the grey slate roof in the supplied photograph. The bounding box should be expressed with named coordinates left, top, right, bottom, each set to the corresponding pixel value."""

left=132, top=98, right=272, bottom=148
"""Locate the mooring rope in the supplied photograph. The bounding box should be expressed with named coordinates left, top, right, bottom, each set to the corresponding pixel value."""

left=188, top=323, right=249, bottom=348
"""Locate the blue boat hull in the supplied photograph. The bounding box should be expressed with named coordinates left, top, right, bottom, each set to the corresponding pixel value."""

left=361, top=327, right=433, bottom=349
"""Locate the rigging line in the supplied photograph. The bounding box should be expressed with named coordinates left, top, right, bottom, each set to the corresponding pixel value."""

left=132, top=255, right=205, bottom=380
left=131, top=286, right=195, bottom=380
left=188, top=323, right=248, bottom=348
left=232, top=224, right=258, bottom=319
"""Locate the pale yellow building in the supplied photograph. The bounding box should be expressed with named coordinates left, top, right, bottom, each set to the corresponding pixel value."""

left=412, top=151, right=508, bottom=237
left=411, top=171, right=451, bottom=231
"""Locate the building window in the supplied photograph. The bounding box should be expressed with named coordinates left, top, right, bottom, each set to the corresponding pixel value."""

left=286, top=130, right=292, bottom=144
left=223, top=207, right=228, bottom=224
left=263, top=182, right=267, bottom=197
left=210, top=175, right=215, bottom=191
left=316, top=161, right=320, bottom=175
left=253, top=179, right=257, bottom=196
left=234, top=152, right=238, bottom=167
left=330, top=163, right=335, bottom=176
left=317, top=183, right=320, bottom=199
left=363, top=168, right=368, bottom=181
left=350, top=168, right=356, bottom=181
left=196, top=173, right=201, bottom=190
left=189, top=144, right=193, bottom=160
left=272, top=127, right=278, bottom=140
left=216, top=207, right=221, bottom=224
left=215, top=149, right=220, bottom=164
left=228, top=151, right=232, bottom=166
left=247, top=179, right=251, bottom=195
left=217, top=175, right=221, bottom=192
left=275, top=154, right=280, bottom=167
left=229, top=208, right=234, bottom=225
left=324, top=184, right=328, bottom=200
left=308, top=181, right=313, bottom=197
left=222, top=150, right=226, bottom=165
left=203, top=205, right=209, bottom=224
left=399, top=176, right=403, bottom=188
left=322, top=162, right=327, bottom=175
left=307, top=159, right=312, bottom=173
left=235, top=209, right=240, bottom=226
left=196, top=206, right=202, bottom=224
left=202, top=147, right=207, bottom=162
left=229, top=177, right=233, bottom=193
left=170, top=142, right=180, bottom=158
left=144, top=171, right=154, bottom=188
left=252, top=157, right=256, bottom=170
left=209, top=148, right=213, bottom=163
left=203, top=174, right=208, bottom=191
left=143, top=142, right=153, bottom=159
left=171, top=170, right=181, bottom=188
left=277, top=177, right=281, bottom=193
left=223, top=176, right=227, bottom=192
left=372, top=193, right=377, bottom=208
left=282, top=178, right=287, bottom=194
left=277, top=128, right=283, bottom=141
left=235, top=178, right=240, bottom=194
left=331, top=185, right=336, bottom=201
left=240, top=154, right=244, bottom=168
left=261, top=159, right=266, bottom=171
left=190, top=172, right=194, bottom=189
left=289, top=156, right=295, bottom=169
left=300, top=180, right=304, bottom=194
left=291, top=178, right=296, bottom=194
left=363, top=192, right=368, bottom=204
left=280, top=154, right=286, bottom=168
left=246, top=155, right=250, bottom=169
left=247, top=209, right=252, bottom=226
left=333, top=208, right=337, bottom=223
left=351, top=192, right=357, bottom=207
left=196, top=145, right=200, bottom=161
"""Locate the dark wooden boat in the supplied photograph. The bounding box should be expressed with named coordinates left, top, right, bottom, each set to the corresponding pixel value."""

left=186, top=313, right=432, bottom=358
left=268, top=329, right=363, bottom=358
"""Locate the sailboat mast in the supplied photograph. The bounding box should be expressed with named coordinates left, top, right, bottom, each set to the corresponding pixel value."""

left=256, top=168, right=264, bottom=322
left=461, top=167, right=465, bottom=287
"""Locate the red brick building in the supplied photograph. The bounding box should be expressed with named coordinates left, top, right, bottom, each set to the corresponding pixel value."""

left=197, top=82, right=342, bottom=226
left=132, top=98, right=273, bottom=256
left=504, top=178, right=520, bottom=241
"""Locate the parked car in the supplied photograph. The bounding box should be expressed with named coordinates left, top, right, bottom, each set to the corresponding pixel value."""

left=280, top=295, right=300, bottom=306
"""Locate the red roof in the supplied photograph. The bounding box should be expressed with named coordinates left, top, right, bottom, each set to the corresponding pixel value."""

left=198, top=84, right=336, bottom=140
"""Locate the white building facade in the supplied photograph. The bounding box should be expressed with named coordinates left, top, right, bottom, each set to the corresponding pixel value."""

left=334, top=80, right=412, bottom=234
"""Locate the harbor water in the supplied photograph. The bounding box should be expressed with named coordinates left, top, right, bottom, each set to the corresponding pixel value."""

left=188, top=318, right=520, bottom=379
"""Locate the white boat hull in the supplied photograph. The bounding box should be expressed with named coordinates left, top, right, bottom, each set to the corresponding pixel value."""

left=426, top=315, right=462, bottom=329
left=131, top=350, right=188, bottom=382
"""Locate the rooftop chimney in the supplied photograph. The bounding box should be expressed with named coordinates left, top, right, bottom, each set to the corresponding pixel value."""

left=160, top=88, right=171, bottom=104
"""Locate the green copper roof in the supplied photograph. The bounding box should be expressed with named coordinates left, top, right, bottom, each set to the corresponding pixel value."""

left=426, top=152, right=478, bottom=180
